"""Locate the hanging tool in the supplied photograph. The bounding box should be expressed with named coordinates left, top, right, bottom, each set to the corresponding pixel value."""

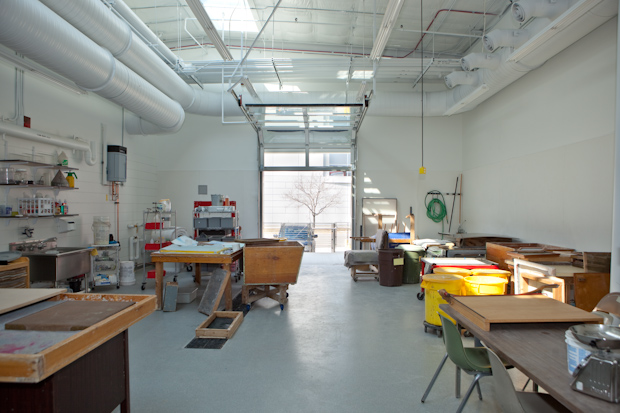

left=425, top=191, right=448, bottom=235
left=447, top=176, right=460, bottom=233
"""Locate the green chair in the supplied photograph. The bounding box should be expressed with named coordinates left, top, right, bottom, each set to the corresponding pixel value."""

left=486, top=348, right=569, bottom=412
left=421, top=313, right=494, bottom=413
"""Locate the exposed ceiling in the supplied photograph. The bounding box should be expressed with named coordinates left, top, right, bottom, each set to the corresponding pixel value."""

left=125, top=0, right=510, bottom=88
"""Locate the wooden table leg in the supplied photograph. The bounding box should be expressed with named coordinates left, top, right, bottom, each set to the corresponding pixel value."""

left=121, top=329, right=130, bottom=413
left=155, top=262, right=164, bottom=310
left=223, top=264, right=232, bottom=310
left=195, top=262, right=201, bottom=286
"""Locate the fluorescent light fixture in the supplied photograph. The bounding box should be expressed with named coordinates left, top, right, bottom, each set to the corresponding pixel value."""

left=369, top=0, right=405, bottom=60
left=186, top=0, right=234, bottom=61
left=444, top=84, right=489, bottom=116
left=264, top=84, right=301, bottom=92
left=241, top=76, right=260, bottom=100
left=508, top=0, right=602, bottom=63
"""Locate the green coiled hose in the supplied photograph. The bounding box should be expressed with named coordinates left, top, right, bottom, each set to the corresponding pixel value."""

left=425, top=191, right=448, bottom=234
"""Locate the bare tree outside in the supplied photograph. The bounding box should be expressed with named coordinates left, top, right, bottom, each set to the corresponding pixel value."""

left=284, top=173, right=342, bottom=227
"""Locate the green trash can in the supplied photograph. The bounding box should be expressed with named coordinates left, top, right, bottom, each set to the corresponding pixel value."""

left=396, top=245, right=425, bottom=284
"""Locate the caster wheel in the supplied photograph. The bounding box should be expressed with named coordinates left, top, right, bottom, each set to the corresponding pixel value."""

left=353, top=278, right=358, bottom=282
left=464, top=330, right=473, bottom=338
left=246, top=304, right=251, bottom=312
left=141, top=284, right=145, bottom=291
left=116, top=285, right=120, bottom=289
left=186, top=265, right=193, bottom=272
left=173, top=276, right=177, bottom=282
left=280, top=304, right=284, bottom=310
left=436, top=330, right=443, bottom=338
left=417, top=292, right=424, bottom=301
left=424, top=326, right=428, bottom=333
left=286, top=293, right=289, bottom=297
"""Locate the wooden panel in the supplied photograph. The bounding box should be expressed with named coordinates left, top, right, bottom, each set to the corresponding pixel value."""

left=0, top=257, right=29, bottom=288
left=6, top=301, right=134, bottom=331
left=486, top=242, right=574, bottom=270
left=573, top=272, right=611, bottom=312
left=583, top=252, right=611, bottom=273
left=243, top=242, right=303, bottom=285
left=449, top=295, right=603, bottom=331
left=0, top=289, right=66, bottom=315
left=195, top=311, right=243, bottom=339
left=197, top=269, right=228, bottom=316
left=0, top=293, right=155, bottom=383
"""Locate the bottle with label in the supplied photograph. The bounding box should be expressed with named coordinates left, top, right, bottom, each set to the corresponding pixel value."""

left=63, top=200, right=68, bottom=215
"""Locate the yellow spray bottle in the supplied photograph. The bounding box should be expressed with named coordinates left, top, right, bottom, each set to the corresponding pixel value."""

left=66, top=172, right=77, bottom=188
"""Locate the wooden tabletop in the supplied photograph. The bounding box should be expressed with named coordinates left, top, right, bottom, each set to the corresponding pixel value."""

left=440, top=304, right=616, bottom=412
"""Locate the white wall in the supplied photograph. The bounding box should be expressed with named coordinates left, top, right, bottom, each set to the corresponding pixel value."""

left=461, top=18, right=617, bottom=251
left=0, top=60, right=158, bottom=261
left=154, top=113, right=259, bottom=239
left=356, top=114, right=463, bottom=238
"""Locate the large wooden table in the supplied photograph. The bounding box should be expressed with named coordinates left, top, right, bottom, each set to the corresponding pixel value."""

left=150, top=249, right=243, bottom=310
left=0, top=291, right=155, bottom=412
left=440, top=304, right=616, bottom=412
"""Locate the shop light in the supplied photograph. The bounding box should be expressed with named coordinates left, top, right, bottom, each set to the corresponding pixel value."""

left=369, top=0, right=405, bottom=60
left=186, top=0, right=234, bottom=61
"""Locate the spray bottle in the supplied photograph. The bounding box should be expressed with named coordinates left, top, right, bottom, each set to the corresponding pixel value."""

left=66, top=172, right=77, bottom=188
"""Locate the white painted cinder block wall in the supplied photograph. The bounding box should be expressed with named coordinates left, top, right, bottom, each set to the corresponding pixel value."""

left=461, top=18, right=616, bottom=252
left=0, top=60, right=158, bottom=260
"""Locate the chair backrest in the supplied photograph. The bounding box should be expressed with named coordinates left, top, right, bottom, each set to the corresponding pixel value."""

left=439, top=314, right=485, bottom=373
left=373, top=230, right=388, bottom=250
left=486, top=348, right=525, bottom=413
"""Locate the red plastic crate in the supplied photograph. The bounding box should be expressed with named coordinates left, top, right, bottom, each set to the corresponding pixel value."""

left=147, top=270, right=165, bottom=279
left=144, top=242, right=172, bottom=251
left=145, top=222, right=162, bottom=230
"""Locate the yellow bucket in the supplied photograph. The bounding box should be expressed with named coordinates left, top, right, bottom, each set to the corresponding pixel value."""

left=433, top=267, right=472, bottom=277
left=470, top=268, right=511, bottom=280
left=464, top=276, right=507, bottom=296
left=421, top=274, right=464, bottom=326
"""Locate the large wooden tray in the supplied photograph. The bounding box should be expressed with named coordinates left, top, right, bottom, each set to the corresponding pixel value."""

left=0, top=293, right=155, bottom=383
left=243, top=241, right=303, bottom=285
left=448, top=295, right=603, bottom=331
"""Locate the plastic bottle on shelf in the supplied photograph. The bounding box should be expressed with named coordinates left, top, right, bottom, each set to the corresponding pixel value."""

left=63, top=200, right=68, bottom=215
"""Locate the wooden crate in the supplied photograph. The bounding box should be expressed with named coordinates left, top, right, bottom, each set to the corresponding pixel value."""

left=243, top=241, right=303, bottom=285
left=0, top=257, right=29, bottom=288
left=486, top=242, right=574, bottom=270
left=195, top=311, right=243, bottom=339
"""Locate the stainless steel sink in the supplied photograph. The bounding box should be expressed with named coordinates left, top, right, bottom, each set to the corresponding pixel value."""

left=9, top=239, right=91, bottom=284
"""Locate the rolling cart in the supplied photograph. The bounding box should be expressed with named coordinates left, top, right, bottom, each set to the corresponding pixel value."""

left=141, top=208, right=176, bottom=290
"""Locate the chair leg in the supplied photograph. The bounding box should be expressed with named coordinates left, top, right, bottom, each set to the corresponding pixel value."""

left=455, top=373, right=484, bottom=413
left=455, top=366, right=461, bottom=398
left=421, top=353, right=449, bottom=403
left=475, top=380, right=483, bottom=400
left=521, top=378, right=530, bottom=391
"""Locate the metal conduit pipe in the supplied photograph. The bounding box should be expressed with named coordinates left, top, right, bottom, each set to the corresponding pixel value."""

left=0, top=0, right=184, bottom=133
left=41, top=0, right=211, bottom=116
left=0, top=122, right=97, bottom=165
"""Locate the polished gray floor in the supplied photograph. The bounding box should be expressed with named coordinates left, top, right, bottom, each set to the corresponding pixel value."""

left=112, top=253, right=528, bottom=412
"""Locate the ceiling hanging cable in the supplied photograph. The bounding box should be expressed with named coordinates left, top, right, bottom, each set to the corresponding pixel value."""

left=419, top=0, right=425, bottom=175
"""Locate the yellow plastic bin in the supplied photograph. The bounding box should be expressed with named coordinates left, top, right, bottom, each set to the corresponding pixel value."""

left=432, top=267, right=472, bottom=277
left=464, top=276, right=507, bottom=296
left=421, top=274, right=464, bottom=326
left=470, top=268, right=511, bottom=280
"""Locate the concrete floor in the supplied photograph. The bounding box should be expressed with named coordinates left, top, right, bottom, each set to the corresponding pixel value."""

left=109, top=252, right=528, bottom=412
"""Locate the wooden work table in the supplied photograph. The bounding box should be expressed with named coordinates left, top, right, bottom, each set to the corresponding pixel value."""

left=440, top=304, right=615, bottom=412
left=150, top=249, right=243, bottom=310
left=0, top=290, right=155, bottom=412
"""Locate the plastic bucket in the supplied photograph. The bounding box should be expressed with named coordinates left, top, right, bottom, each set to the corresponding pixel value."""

left=92, top=216, right=111, bottom=245
left=378, top=249, right=405, bottom=286
left=396, top=245, right=425, bottom=284
left=565, top=330, right=592, bottom=374
left=421, top=274, right=464, bottom=326
left=464, top=276, right=507, bottom=295
left=433, top=267, right=472, bottom=277
left=470, top=268, right=511, bottom=280
left=119, top=261, right=135, bottom=286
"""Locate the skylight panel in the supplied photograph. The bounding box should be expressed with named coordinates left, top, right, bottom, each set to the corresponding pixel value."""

left=203, top=0, right=258, bottom=33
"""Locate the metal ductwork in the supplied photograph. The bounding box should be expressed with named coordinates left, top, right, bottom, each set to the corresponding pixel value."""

left=461, top=53, right=502, bottom=72
left=483, top=29, right=531, bottom=52
left=512, top=0, right=571, bottom=23
left=445, top=72, right=480, bottom=89
left=0, top=0, right=184, bottom=134
left=40, top=0, right=211, bottom=117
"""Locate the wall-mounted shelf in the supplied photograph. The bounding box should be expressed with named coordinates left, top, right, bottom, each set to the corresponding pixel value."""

left=0, top=159, right=78, bottom=171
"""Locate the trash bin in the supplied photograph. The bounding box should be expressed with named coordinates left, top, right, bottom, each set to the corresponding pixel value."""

left=432, top=267, right=472, bottom=277
left=464, top=276, right=507, bottom=295
left=470, top=268, right=511, bottom=280
left=420, top=274, right=464, bottom=325
left=378, top=249, right=405, bottom=287
left=396, top=245, right=425, bottom=284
